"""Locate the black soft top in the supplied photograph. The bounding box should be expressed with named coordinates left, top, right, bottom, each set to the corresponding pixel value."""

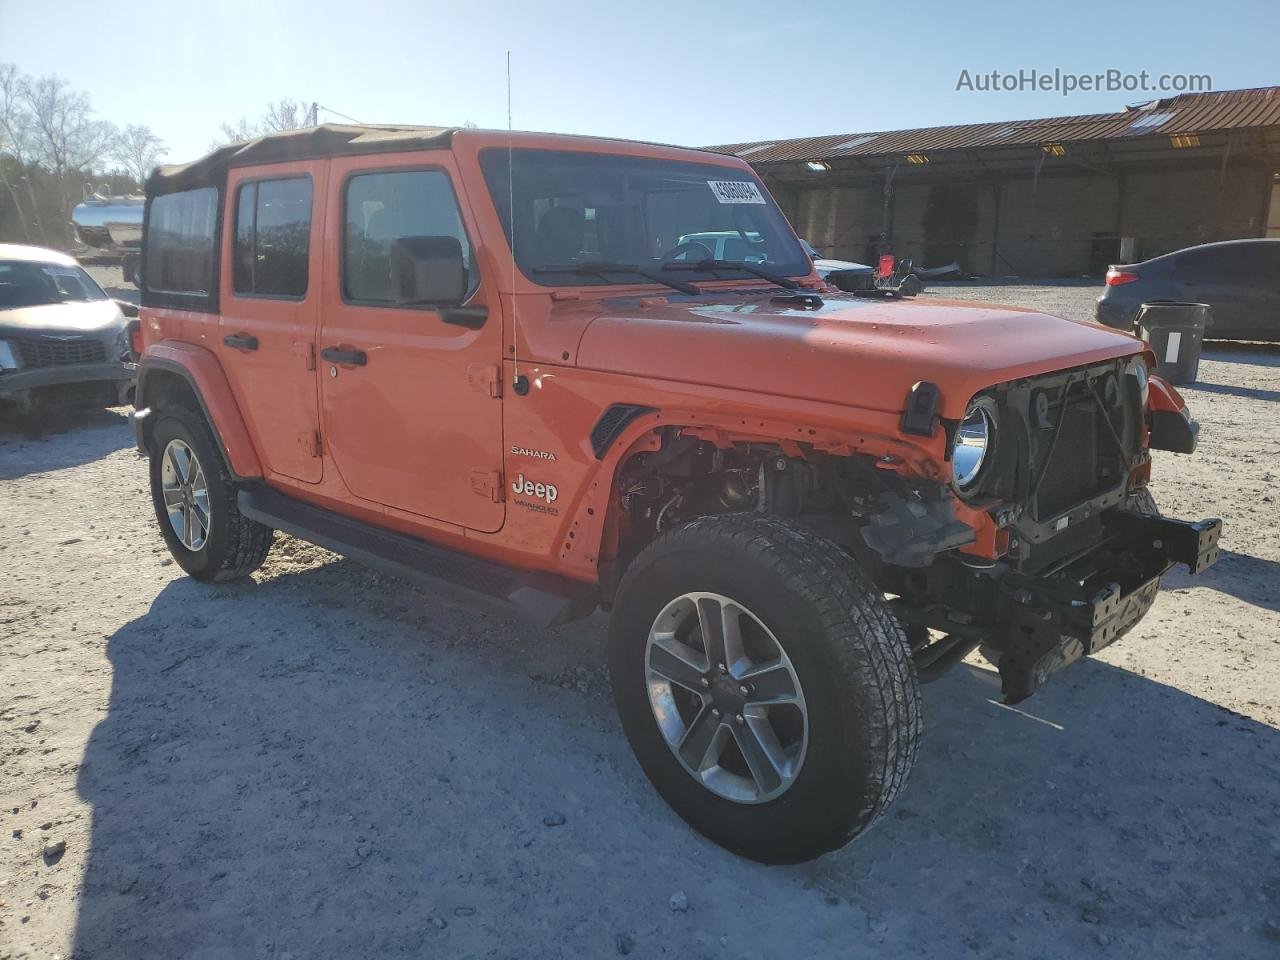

left=146, top=124, right=454, bottom=195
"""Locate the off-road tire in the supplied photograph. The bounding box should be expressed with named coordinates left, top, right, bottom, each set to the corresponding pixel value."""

left=608, top=514, right=922, bottom=863
left=149, top=405, right=274, bottom=581
left=122, top=252, right=141, bottom=286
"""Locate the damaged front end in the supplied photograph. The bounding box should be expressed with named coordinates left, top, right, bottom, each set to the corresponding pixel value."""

left=886, top=506, right=1220, bottom=702
left=866, top=356, right=1222, bottom=702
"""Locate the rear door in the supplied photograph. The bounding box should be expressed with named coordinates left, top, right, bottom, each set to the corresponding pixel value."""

left=317, top=153, right=505, bottom=532
left=218, top=163, right=324, bottom=482
left=1174, top=245, right=1268, bottom=337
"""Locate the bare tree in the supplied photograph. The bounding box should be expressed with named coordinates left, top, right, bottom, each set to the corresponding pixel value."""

left=0, top=62, right=165, bottom=246
left=214, top=116, right=257, bottom=148
left=213, top=99, right=313, bottom=147
left=0, top=64, right=42, bottom=241
left=113, top=123, right=166, bottom=184
left=261, top=98, right=308, bottom=133
left=23, top=75, right=117, bottom=179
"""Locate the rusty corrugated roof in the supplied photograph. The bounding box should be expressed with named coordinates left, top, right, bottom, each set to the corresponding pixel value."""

left=707, top=86, right=1280, bottom=164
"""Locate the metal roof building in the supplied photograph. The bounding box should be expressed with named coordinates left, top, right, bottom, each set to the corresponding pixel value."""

left=708, top=87, right=1280, bottom=277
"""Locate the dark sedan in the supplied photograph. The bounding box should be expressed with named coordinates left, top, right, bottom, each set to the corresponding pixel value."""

left=0, top=244, right=137, bottom=416
left=1096, top=238, right=1280, bottom=341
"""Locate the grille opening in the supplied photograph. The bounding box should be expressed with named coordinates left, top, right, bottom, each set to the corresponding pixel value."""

left=1031, top=372, right=1134, bottom=520
left=14, top=337, right=108, bottom=368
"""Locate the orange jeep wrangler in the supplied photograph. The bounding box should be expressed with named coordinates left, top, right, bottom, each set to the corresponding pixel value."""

left=133, top=125, right=1220, bottom=863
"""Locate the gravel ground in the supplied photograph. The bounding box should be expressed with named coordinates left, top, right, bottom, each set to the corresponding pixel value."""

left=2, top=275, right=1278, bottom=959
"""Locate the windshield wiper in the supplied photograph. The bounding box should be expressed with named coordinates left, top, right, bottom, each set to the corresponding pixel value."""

left=533, top=262, right=701, bottom=296
left=662, top=259, right=799, bottom=291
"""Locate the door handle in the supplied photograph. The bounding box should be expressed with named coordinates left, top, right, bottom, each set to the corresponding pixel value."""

left=320, top=346, right=367, bottom=366
left=223, top=333, right=259, bottom=351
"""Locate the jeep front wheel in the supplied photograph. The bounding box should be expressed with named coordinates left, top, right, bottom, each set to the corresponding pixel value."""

left=149, top=405, right=274, bottom=581
left=608, top=515, right=921, bottom=863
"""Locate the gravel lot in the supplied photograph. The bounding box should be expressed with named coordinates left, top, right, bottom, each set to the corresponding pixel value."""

left=2, top=273, right=1278, bottom=959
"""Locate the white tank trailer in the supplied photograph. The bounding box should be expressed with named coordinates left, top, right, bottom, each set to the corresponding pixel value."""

left=71, top=184, right=145, bottom=285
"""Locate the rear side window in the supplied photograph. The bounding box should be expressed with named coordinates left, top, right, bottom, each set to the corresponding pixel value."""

left=233, top=177, right=313, bottom=298
left=1174, top=247, right=1230, bottom=277
left=145, top=187, right=218, bottom=296
left=343, top=170, right=473, bottom=305
left=1175, top=244, right=1275, bottom=284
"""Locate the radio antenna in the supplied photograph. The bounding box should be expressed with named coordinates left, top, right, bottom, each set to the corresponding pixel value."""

left=507, top=51, right=528, bottom=395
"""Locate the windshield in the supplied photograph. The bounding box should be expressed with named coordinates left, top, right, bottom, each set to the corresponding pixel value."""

left=0, top=260, right=109, bottom=308
left=481, top=148, right=811, bottom=287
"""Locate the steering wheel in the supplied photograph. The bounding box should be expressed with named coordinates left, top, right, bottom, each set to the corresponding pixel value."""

left=660, top=240, right=715, bottom=262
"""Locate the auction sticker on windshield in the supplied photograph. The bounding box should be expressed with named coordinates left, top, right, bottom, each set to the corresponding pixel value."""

left=708, top=180, right=766, bottom=204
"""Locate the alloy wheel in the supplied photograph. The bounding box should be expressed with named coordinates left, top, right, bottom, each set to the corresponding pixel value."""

left=160, top=438, right=211, bottom=551
left=645, top=592, right=809, bottom=804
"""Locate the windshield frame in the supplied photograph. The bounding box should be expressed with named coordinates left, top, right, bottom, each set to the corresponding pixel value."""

left=478, top=146, right=813, bottom=290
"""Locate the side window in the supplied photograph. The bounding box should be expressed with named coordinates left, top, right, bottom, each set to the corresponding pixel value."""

left=1228, top=245, right=1276, bottom=286
left=233, top=177, right=312, bottom=298
left=145, top=187, right=218, bottom=296
left=1179, top=245, right=1272, bottom=285
left=1261, top=244, right=1280, bottom=290
left=343, top=169, right=474, bottom=305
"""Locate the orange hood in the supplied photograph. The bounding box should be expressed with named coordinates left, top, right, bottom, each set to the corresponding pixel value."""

left=573, top=294, right=1143, bottom=419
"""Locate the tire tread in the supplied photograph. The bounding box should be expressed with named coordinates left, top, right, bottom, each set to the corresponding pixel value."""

left=152, top=405, right=273, bottom=581
left=617, top=514, right=922, bottom=858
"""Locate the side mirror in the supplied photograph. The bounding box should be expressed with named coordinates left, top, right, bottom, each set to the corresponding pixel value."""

left=113, top=298, right=139, bottom=318
left=390, top=235, right=466, bottom=307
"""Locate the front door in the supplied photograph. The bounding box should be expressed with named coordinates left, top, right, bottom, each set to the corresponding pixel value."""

left=317, top=154, right=505, bottom=532
left=218, top=164, right=324, bottom=483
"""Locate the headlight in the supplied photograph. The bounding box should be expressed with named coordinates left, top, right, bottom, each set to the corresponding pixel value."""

left=952, top=402, right=995, bottom=491
left=1126, top=357, right=1149, bottom=407
left=0, top=340, right=16, bottom=371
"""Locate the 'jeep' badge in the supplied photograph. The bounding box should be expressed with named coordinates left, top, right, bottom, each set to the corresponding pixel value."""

left=511, top=473, right=559, bottom=512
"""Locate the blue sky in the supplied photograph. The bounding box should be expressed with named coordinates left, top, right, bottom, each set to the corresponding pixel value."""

left=1, top=0, right=1275, bottom=165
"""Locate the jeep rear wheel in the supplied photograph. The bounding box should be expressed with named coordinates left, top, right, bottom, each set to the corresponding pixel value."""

left=148, top=405, right=274, bottom=581
left=608, top=515, right=921, bottom=863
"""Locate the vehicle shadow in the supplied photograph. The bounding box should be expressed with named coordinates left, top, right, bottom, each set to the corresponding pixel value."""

left=1163, top=548, right=1280, bottom=614
left=0, top=407, right=134, bottom=479
left=72, top=567, right=1280, bottom=959
left=1201, top=341, right=1280, bottom=367
left=813, top=658, right=1280, bottom=957
left=1184, top=380, right=1280, bottom=403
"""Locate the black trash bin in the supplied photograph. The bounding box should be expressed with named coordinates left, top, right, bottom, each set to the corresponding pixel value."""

left=1134, top=302, right=1210, bottom=385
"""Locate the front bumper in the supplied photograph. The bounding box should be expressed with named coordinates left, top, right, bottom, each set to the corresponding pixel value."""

left=995, top=511, right=1221, bottom=702
left=0, top=360, right=137, bottom=402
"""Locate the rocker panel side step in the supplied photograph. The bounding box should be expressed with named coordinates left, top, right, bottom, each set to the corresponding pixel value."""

left=237, top=484, right=597, bottom=627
